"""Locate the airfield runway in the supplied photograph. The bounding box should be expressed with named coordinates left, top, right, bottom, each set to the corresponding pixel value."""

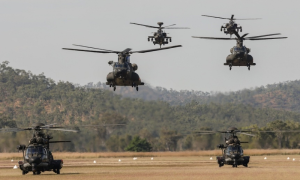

left=0, top=154, right=299, bottom=180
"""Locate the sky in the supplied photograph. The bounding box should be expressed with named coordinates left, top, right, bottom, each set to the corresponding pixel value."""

left=0, top=0, right=299, bottom=92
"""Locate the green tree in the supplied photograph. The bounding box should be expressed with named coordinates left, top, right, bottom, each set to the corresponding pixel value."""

left=125, top=136, right=152, bottom=152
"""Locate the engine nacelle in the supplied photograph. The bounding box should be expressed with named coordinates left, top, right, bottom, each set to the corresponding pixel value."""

left=132, top=63, right=138, bottom=71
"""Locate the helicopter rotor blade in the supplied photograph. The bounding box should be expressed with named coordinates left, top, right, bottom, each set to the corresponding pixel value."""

left=49, top=141, right=71, bottom=143
left=0, top=128, right=26, bottom=132
left=233, top=18, right=262, bottom=20
left=257, top=130, right=300, bottom=133
left=192, top=36, right=234, bottom=40
left=73, top=44, right=118, bottom=52
left=202, top=15, right=230, bottom=20
left=62, top=48, right=116, bottom=53
left=246, top=33, right=281, bottom=39
left=130, top=45, right=182, bottom=53
left=81, top=124, right=126, bottom=127
left=246, top=37, right=287, bottom=40
left=41, top=123, right=57, bottom=128
left=241, top=33, right=249, bottom=38
left=121, top=48, right=132, bottom=53
left=162, top=24, right=176, bottom=28
left=130, top=22, right=159, bottom=29
left=45, top=128, right=78, bottom=132
left=237, top=132, right=256, bottom=137
left=163, top=27, right=190, bottom=29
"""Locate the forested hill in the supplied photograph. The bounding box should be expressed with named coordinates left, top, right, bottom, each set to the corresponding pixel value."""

left=2, top=61, right=300, bottom=152
left=2, top=61, right=298, bottom=129
left=85, top=79, right=300, bottom=113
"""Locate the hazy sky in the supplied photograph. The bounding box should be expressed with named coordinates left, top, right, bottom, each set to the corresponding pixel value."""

left=0, top=0, right=298, bottom=92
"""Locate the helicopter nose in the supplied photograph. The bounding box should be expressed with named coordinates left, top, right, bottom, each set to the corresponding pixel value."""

left=29, top=157, right=42, bottom=164
left=117, top=69, right=127, bottom=76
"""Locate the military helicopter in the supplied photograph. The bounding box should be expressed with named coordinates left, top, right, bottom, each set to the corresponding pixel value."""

left=63, top=44, right=182, bottom=91
left=194, top=127, right=254, bottom=168
left=202, top=14, right=261, bottom=36
left=0, top=123, right=77, bottom=175
left=192, top=32, right=287, bottom=70
left=130, top=22, right=189, bottom=48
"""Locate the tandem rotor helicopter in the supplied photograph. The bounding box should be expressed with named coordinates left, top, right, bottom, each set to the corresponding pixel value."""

left=192, top=31, right=287, bottom=70
left=0, top=123, right=77, bottom=175
left=202, top=14, right=261, bottom=37
left=63, top=44, right=181, bottom=91
left=130, top=22, right=189, bottom=48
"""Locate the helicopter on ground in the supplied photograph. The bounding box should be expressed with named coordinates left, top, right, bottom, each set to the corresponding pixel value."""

left=192, top=31, right=287, bottom=70
left=63, top=44, right=182, bottom=91
left=202, top=14, right=261, bottom=36
left=0, top=123, right=77, bottom=175
left=130, top=22, right=189, bottom=48
left=194, top=127, right=254, bottom=168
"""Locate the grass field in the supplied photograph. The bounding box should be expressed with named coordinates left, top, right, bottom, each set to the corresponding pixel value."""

left=0, top=150, right=300, bottom=180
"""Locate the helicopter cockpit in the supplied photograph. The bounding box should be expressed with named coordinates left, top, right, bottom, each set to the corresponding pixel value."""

left=226, top=146, right=244, bottom=156
left=25, top=146, right=47, bottom=160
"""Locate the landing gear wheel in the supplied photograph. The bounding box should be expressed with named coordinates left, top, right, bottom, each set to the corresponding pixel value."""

left=37, top=171, right=41, bottom=175
left=113, top=87, right=116, bottom=91
left=22, top=170, right=26, bottom=175
left=148, top=38, right=150, bottom=41
left=170, top=38, right=172, bottom=42
left=243, top=163, right=248, bottom=167
left=136, top=87, right=138, bottom=91
left=33, top=171, right=37, bottom=175
left=230, top=66, right=232, bottom=70
left=57, top=169, right=60, bottom=174
left=248, top=66, right=250, bottom=70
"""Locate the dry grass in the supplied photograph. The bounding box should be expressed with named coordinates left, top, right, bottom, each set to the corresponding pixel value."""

left=2, top=149, right=300, bottom=160
left=1, top=155, right=300, bottom=180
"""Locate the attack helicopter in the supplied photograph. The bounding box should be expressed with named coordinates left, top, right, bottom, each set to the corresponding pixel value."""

left=192, top=31, right=287, bottom=70
left=202, top=14, right=261, bottom=36
left=194, top=127, right=254, bottom=168
left=130, top=22, right=189, bottom=48
left=0, top=123, right=77, bottom=175
left=63, top=44, right=182, bottom=91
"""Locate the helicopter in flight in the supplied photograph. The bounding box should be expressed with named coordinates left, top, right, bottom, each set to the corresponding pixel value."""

left=202, top=14, right=261, bottom=37
left=194, top=127, right=254, bottom=168
left=0, top=123, right=77, bottom=175
left=130, top=22, right=189, bottom=48
left=192, top=32, right=287, bottom=70
left=63, top=44, right=182, bottom=91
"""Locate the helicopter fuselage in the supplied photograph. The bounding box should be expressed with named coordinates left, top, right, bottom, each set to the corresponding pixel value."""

left=106, top=54, right=144, bottom=90
left=148, top=29, right=171, bottom=47
left=224, top=45, right=255, bottom=70
left=18, top=144, right=63, bottom=175
left=221, top=21, right=242, bottom=35
left=217, top=144, right=250, bottom=167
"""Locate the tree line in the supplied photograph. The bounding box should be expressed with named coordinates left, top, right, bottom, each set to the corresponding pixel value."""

left=1, top=61, right=300, bottom=152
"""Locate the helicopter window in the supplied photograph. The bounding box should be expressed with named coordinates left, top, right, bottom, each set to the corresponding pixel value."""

left=115, top=63, right=124, bottom=68
left=234, top=47, right=245, bottom=52
left=126, top=56, right=130, bottom=63
left=226, top=146, right=243, bottom=155
left=25, top=146, right=44, bottom=158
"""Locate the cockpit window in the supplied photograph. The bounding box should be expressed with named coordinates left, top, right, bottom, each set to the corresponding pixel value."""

left=126, top=56, right=130, bottom=63
left=114, top=63, right=125, bottom=68
left=226, top=146, right=243, bottom=155
left=234, top=47, right=245, bottom=52
left=25, top=146, right=44, bottom=157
